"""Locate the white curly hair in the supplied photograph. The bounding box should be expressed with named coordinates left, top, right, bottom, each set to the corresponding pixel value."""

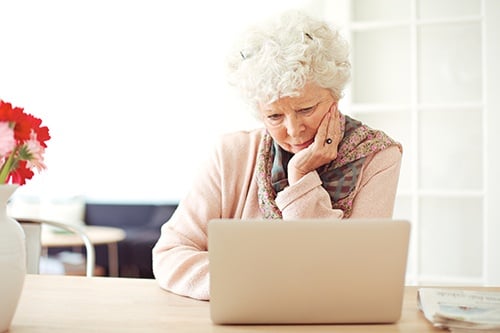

left=226, top=10, right=351, bottom=115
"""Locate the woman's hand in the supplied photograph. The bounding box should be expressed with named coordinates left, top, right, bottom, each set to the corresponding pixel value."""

left=287, top=104, right=341, bottom=184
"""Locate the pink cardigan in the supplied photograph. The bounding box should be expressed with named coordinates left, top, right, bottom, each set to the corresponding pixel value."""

left=152, top=128, right=402, bottom=300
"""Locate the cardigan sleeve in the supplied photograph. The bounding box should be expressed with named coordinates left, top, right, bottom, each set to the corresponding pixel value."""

left=152, top=142, right=223, bottom=301
left=349, top=145, right=402, bottom=218
left=275, top=171, right=344, bottom=219
left=152, top=130, right=262, bottom=301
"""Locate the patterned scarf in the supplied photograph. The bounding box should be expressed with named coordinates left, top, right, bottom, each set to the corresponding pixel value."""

left=256, top=113, right=401, bottom=219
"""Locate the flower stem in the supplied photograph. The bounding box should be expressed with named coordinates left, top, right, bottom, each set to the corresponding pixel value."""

left=0, top=151, right=16, bottom=184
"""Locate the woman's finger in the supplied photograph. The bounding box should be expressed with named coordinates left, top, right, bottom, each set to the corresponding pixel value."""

left=317, top=111, right=332, bottom=147
left=323, top=103, right=338, bottom=147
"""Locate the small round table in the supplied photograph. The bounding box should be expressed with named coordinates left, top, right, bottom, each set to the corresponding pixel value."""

left=42, top=226, right=126, bottom=277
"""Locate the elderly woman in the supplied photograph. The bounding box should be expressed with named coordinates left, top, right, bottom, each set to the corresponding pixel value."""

left=153, top=10, right=402, bottom=300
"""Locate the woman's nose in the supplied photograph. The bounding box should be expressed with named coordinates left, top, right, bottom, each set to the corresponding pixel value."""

left=285, top=115, right=304, bottom=137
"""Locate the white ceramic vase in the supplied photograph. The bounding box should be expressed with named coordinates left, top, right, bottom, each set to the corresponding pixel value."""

left=0, top=184, right=26, bottom=333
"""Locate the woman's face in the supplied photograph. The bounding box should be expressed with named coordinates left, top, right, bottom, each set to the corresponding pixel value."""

left=259, top=83, right=337, bottom=154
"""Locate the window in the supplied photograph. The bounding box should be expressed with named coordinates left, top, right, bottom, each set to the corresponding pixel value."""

left=342, top=0, right=500, bottom=285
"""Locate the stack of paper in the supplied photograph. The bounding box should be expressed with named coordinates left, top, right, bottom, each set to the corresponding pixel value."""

left=418, top=288, right=500, bottom=332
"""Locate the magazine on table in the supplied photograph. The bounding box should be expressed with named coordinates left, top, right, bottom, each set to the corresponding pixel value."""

left=417, top=287, right=500, bottom=332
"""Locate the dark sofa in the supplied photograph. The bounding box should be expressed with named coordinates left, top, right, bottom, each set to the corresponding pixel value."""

left=84, top=202, right=178, bottom=278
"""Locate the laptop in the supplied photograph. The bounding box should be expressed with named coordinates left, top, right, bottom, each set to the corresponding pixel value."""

left=208, top=218, right=411, bottom=325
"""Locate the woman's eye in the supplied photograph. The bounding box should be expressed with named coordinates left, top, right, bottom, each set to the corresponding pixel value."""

left=267, top=114, right=283, bottom=121
left=298, top=105, right=316, bottom=114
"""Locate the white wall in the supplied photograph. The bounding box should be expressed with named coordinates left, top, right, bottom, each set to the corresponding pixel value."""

left=1, top=0, right=332, bottom=203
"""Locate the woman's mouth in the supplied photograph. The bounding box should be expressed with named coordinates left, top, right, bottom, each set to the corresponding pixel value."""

left=290, top=138, right=314, bottom=151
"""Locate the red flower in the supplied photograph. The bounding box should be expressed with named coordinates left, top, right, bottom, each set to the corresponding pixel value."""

left=7, top=160, right=35, bottom=186
left=0, top=99, right=51, bottom=185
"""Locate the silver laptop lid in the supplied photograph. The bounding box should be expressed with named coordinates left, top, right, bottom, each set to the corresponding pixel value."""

left=208, top=219, right=411, bottom=325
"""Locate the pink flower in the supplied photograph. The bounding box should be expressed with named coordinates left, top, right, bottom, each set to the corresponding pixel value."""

left=25, top=132, right=47, bottom=172
left=0, top=122, right=16, bottom=156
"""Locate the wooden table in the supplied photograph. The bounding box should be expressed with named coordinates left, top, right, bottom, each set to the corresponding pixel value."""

left=42, top=226, right=126, bottom=276
left=10, top=274, right=500, bottom=332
